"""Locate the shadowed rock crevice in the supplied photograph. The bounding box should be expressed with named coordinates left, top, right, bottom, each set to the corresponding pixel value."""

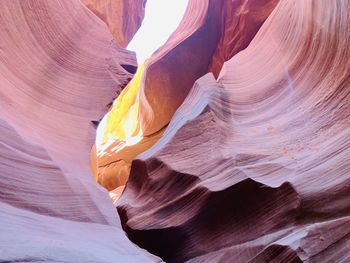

left=118, top=158, right=301, bottom=262
left=249, top=244, right=303, bottom=263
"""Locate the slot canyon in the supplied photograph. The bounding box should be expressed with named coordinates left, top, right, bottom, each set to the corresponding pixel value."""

left=0, top=0, right=349, bottom=262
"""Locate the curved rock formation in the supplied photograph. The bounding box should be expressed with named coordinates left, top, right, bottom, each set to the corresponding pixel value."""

left=0, top=0, right=159, bottom=261
left=94, top=0, right=279, bottom=190
left=1, top=0, right=349, bottom=262
left=117, top=0, right=350, bottom=262
left=81, top=0, right=146, bottom=48
left=209, top=0, right=279, bottom=77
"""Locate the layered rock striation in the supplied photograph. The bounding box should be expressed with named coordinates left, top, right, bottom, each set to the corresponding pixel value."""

left=117, top=0, right=350, bottom=262
left=0, top=0, right=159, bottom=261
left=94, top=0, right=279, bottom=190
left=81, top=0, right=146, bottom=48
left=1, top=0, right=349, bottom=262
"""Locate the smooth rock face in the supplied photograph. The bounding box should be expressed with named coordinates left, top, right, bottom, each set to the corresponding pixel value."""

left=117, top=0, right=350, bottom=262
left=0, top=0, right=159, bottom=261
left=81, top=0, right=146, bottom=48
left=1, top=0, right=350, bottom=262
left=209, top=0, right=279, bottom=77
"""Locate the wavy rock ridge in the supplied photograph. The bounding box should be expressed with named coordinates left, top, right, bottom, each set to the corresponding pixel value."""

left=94, top=0, right=279, bottom=191
left=117, top=0, right=350, bottom=262
left=0, top=0, right=349, bottom=262
left=0, top=0, right=159, bottom=261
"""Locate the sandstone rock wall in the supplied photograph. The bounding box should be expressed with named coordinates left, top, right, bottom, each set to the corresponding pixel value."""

left=81, top=0, right=146, bottom=48
left=0, top=0, right=159, bottom=261
left=117, top=0, right=350, bottom=262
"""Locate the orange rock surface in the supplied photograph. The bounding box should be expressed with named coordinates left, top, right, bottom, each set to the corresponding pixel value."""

left=81, top=0, right=146, bottom=47
left=94, top=0, right=278, bottom=190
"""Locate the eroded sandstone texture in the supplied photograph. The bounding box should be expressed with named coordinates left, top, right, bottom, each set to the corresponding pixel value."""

left=117, top=0, right=350, bottom=262
left=1, top=0, right=350, bottom=262
left=81, top=0, right=146, bottom=47
left=94, top=0, right=279, bottom=191
left=0, top=0, right=159, bottom=261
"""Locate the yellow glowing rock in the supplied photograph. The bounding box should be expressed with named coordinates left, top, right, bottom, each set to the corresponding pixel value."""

left=102, top=64, right=144, bottom=144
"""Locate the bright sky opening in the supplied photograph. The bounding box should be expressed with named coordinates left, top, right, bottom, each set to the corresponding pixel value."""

left=127, top=0, right=189, bottom=64
left=96, top=1, right=189, bottom=149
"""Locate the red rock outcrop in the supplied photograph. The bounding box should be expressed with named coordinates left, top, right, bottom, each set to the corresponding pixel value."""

left=0, top=0, right=158, bottom=261
left=209, top=0, right=279, bottom=77
left=117, top=0, right=350, bottom=262
left=81, top=0, right=146, bottom=48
